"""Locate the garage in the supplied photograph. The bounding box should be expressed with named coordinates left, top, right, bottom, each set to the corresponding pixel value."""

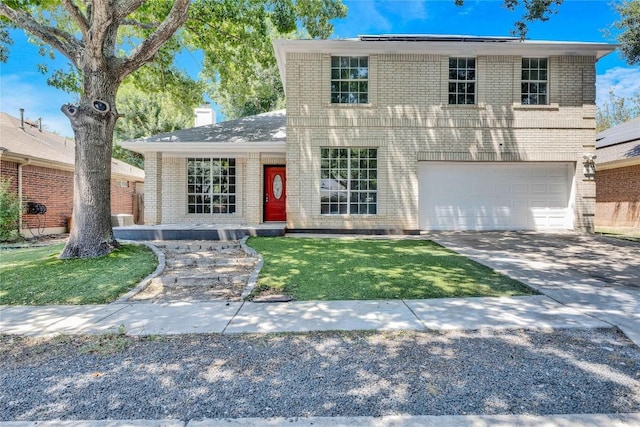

left=418, top=162, right=575, bottom=231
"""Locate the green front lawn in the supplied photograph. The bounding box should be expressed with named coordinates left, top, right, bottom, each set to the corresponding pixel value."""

left=247, top=237, right=535, bottom=301
left=0, top=243, right=157, bottom=305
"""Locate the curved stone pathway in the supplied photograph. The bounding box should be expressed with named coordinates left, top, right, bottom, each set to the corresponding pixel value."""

left=129, top=240, right=259, bottom=303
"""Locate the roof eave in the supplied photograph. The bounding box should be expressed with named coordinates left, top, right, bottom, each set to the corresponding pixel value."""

left=597, top=157, right=640, bottom=171
left=273, top=39, right=618, bottom=92
left=120, top=140, right=287, bottom=156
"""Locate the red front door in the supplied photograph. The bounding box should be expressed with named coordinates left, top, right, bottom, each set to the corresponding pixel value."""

left=264, top=166, right=286, bottom=221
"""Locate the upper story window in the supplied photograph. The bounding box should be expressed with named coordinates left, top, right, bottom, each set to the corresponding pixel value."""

left=187, top=158, right=236, bottom=214
left=331, top=56, right=368, bottom=104
left=448, top=58, right=476, bottom=105
left=521, top=58, right=548, bottom=105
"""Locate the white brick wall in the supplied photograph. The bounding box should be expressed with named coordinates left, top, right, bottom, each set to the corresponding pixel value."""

left=286, top=52, right=598, bottom=232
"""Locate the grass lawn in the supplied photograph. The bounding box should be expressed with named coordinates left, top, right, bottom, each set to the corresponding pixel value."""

left=0, top=243, right=157, bottom=305
left=596, top=227, right=640, bottom=243
left=247, top=237, right=535, bottom=300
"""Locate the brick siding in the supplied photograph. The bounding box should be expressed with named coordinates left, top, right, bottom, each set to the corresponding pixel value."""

left=596, top=164, right=640, bottom=228
left=285, top=52, right=598, bottom=232
left=1, top=159, right=140, bottom=233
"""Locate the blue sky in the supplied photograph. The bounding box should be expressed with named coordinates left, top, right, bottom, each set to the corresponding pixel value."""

left=1, top=0, right=638, bottom=137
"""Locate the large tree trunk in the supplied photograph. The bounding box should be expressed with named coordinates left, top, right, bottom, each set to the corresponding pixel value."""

left=60, top=72, right=120, bottom=259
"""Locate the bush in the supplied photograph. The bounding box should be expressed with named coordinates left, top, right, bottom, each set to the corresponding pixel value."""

left=0, top=177, right=22, bottom=241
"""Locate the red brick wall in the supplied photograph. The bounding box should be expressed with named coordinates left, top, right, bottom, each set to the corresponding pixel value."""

left=1, top=159, right=140, bottom=232
left=1, top=160, right=19, bottom=194
left=110, top=178, right=136, bottom=214
left=595, top=164, right=640, bottom=228
left=21, top=164, right=74, bottom=230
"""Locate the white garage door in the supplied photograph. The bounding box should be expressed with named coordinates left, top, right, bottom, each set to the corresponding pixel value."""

left=418, top=162, right=574, bottom=231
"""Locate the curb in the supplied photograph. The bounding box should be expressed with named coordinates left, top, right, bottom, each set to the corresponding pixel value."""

left=112, top=240, right=166, bottom=303
left=239, top=236, right=263, bottom=300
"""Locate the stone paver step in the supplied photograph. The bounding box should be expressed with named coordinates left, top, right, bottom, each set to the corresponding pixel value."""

left=151, top=276, right=250, bottom=287
left=165, top=258, right=257, bottom=268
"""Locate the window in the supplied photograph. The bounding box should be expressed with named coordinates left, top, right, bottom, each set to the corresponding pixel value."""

left=321, top=148, right=377, bottom=215
left=448, top=58, right=476, bottom=105
left=187, top=158, right=236, bottom=214
left=331, top=56, right=368, bottom=104
left=521, top=58, right=548, bottom=105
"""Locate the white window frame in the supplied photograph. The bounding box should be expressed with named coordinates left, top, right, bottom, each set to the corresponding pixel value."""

left=320, top=148, right=377, bottom=215
left=448, top=57, right=476, bottom=105
left=187, top=158, right=236, bottom=214
left=521, top=58, right=548, bottom=105
left=330, top=56, right=369, bottom=104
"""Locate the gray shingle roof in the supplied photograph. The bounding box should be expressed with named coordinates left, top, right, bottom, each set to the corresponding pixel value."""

left=595, top=117, right=640, bottom=165
left=130, top=110, right=286, bottom=144
left=0, top=112, right=144, bottom=180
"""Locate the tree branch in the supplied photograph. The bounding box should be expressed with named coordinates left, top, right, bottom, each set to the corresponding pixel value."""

left=115, top=0, right=147, bottom=22
left=121, top=19, right=160, bottom=30
left=118, top=0, right=190, bottom=79
left=60, top=0, right=89, bottom=38
left=0, top=4, right=83, bottom=67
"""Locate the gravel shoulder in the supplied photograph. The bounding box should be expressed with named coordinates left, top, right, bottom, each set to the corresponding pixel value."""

left=2, top=328, right=639, bottom=422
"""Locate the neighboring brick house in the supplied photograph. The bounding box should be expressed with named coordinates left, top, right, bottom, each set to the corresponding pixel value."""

left=122, top=35, right=615, bottom=233
left=595, top=117, right=640, bottom=230
left=0, top=112, right=145, bottom=235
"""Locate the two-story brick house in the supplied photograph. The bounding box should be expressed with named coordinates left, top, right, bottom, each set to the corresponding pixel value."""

left=122, top=35, right=615, bottom=234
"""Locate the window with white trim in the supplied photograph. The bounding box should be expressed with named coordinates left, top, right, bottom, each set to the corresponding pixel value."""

left=330, top=56, right=369, bottom=104
left=448, top=57, right=476, bottom=105
left=187, top=158, right=236, bottom=214
left=521, top=58, right=548, bottom=105
left=320, top=148, right=377, bottom=215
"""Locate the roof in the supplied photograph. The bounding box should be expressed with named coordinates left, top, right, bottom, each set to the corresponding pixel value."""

left=0, top=112, right=144, bottom=181
left=595, top=117, right=640, bottom=169
left=273, top=34, right=618, bottom=91
left=121, top=110, right=286, bottom=155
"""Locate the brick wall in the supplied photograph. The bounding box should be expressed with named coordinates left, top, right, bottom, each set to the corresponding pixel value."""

left=285, top=52, right=598, bottom=232
left=110, top=177, right=136, bottom=214
left=596, top=164, right=640, bottom=228
left=1, top=159, right=140, bottom=234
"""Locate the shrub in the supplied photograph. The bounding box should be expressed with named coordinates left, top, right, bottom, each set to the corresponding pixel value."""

left=0, top=177, right=22, bottom=241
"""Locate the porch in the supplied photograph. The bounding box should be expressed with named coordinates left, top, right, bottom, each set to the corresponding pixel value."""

left=113, top=223, right=286, bottom=241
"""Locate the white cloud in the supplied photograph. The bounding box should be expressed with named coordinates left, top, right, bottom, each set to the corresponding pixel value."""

left=596, top=67, right=640, bottom=107
left=0, top=73, right=75, bottom=137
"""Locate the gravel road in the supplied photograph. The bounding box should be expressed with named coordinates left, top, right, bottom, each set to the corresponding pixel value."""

left=1, top=328, right=639, bottom=422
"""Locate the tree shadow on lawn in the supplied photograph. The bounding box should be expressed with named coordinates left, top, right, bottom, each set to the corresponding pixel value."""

left=249, top=238, right=534, bottom=300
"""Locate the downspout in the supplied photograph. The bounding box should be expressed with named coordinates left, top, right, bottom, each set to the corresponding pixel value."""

left=17, top=159, right=31, bottom=234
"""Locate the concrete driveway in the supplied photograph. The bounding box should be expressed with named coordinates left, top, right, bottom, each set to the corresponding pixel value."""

left=429, top=232, right=640, bottom=346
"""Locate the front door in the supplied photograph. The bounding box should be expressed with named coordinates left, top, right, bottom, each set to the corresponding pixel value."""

left=264, top=166, right=286, bottom=221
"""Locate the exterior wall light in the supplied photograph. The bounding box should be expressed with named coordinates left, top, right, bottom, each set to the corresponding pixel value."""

left=583, top=153, right=597, bottom=179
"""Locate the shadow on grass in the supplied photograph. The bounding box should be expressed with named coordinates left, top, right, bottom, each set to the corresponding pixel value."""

left=247, top=238, right=534, bottom=300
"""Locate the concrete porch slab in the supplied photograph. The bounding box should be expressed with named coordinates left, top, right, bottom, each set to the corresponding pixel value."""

left=113, top=223, right=286, bottom=241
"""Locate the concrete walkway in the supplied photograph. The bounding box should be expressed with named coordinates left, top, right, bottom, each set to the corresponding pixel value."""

left=0, top=294, right=611, bottom=337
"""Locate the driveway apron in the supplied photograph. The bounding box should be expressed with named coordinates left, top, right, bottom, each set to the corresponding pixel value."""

left=429, top=232, right=640, bottom=346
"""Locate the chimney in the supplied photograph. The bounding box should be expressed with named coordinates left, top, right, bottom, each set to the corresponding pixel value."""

left=19, top=108, right=24, bottom=130
left=38, top=118, right=42, bottom=132
left=194, top=103, right=216, bottom=127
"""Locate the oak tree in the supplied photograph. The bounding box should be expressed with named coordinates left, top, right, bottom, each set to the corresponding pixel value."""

left=0, top=0, right=346, bottom=258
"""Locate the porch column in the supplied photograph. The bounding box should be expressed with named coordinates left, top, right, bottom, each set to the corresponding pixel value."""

left=144, top=152, right=163, bottom=225
left=245, top=152, right=261, bottom=225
